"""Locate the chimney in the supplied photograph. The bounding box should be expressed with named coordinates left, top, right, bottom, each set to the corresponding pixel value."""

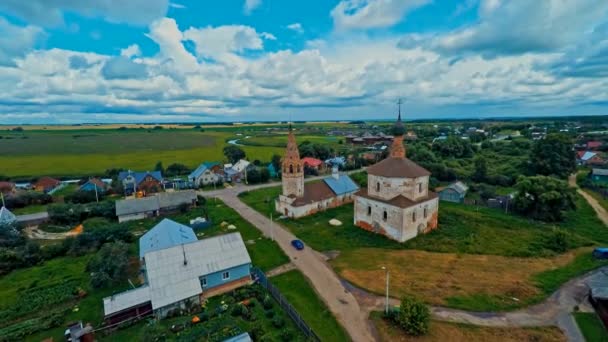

left=332, top=166, right=339, bottom=180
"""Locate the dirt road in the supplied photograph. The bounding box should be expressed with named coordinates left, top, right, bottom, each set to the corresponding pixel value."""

left=569, top=174, right=608, bottom=226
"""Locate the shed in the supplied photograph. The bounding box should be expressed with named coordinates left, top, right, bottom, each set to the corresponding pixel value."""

left=139, top=219, right=197, bottom=259
left=437, top=181, right=468, bottom=203
left=592, top=168, right=608, bottom=185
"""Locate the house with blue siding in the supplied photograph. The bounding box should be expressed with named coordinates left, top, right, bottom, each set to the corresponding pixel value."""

left=188, top=162, right=222, bottom=187
left=118, top=170, right=163, bottom=195
left=79, top=178, right=108, bottom=194
left=437, top=181, right=468, bottom=203
left=103, top=232, right=252, bottom=323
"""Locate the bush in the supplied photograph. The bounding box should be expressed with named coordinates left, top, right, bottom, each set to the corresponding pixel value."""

left=263, top=295, right=274, bottom=309
left=394, top=296, right=430, bottom=336
left=87, top=242, right=130, bottom=288
left=272, top=316, right=285, bottom=328
left=265, top=309, right=275, bottom=318
left=279, top=329, right=293, bottom=342
left=546, top=229, right=570, bottom=253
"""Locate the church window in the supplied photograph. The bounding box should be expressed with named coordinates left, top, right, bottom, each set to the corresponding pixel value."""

left=383, top=210, right=388, bottom=221
left=367, top=206, right=371, bottom=216
left=376, top=182, right=380, bottom=192
left=289, top=164, right=294, bottom=173
left=418, top=183, right=422, bottom=193
left=297, top=165, right=301, bottom=173
left=412, top=211, right=416, bottom=222
left=424, top=207, right=428, bottom=218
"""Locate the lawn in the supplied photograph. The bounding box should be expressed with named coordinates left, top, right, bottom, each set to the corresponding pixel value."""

left=370, top=312, right=565, bottom=342
left=574, top=312, right=608, bottom=342
left=11, top=204, right=49, bottom=215
left=270, top=270, right=349, bottom=342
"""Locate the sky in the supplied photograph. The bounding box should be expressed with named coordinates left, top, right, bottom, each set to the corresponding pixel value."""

left=0, top=0, right=607, bottom=124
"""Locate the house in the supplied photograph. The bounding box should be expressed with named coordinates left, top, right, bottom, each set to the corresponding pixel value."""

left=118, top=170, right=163, bottom=196
left=223, top=168, right=242, bottom=183
left=223, top=160, right=250, bottom=183
left=0, top=206, right=17, bottom=225
left=275, top=128, right=359, bottom=218
left=437, top=181, right=469, bottom=203
left=591, top=168, right=608, bottom=185
left=33, top=176, right=61, bottom=193
left=587, top=141, right=603, bottom=150
left=353, top=111, right=439, bottom=243
left=103, top=232, right=252, bottom=324
left=139, top=219, right=197, bottom=259
left=115, top=190, right=197, bottom=223
left=301, top=157, right=325, bottom=171
left=232, top=159, right=251, bottom=173
left=79, top=178, right=108, bottom=194
left=188, top=162, right=222, bottom=187
left=0, top=181, right=16, bottom=195
left=577, top=151, right=605, bottom=166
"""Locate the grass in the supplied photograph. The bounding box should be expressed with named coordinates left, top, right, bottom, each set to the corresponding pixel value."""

left=11, top=204, right=48, bottom=215
left=574, top=312, right=608, bottom=342
left=271, top=270, right=349, bottom=342
left=50, top=184, right=79, bottom=198
left=370, top=312, right=565, bottom=342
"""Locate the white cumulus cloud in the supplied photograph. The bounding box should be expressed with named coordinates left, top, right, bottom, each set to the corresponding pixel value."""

left=331, top=0, right=430, bottom=31
left=243, top=0, right=262, bottom=15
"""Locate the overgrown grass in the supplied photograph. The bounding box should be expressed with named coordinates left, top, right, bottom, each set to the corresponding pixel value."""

left=271, top=270, right=350, bottom=342
left=573, top=312, right=608, bottom=342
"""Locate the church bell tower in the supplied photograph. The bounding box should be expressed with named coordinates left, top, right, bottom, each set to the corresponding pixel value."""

left=281, top=124, right=305, bottom=197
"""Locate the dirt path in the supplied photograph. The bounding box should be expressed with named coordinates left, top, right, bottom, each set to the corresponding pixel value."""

left=266, top=262, right=296, bottom=278
left=24, top=226, right=79, bottom=240
left=569, top=174, right=608, bottom=226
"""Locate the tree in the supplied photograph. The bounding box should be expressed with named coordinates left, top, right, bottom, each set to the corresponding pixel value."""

left=246, top=167, right=261, bottom=184
left=154, top=161, right=165, bottom=174
left=472, top=156, right=488, bottom=182
left=223, top=145, right=246, bottom=164
left=87, top=241, right=130, bottom=288
left=512, top=175, right=576, bottom=222
left=529, top=134, right=575, bottom=178
left=394, top=296, right=430, bottom=336
left=271, top=154, right=282, bottom=174
left=165, top=163, right=190, bottom=177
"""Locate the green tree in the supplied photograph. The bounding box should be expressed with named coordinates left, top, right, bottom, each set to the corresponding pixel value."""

left=87, top=241, right=130, bottom=288
left=271, top=154, right=282, bottom=174
left=154, top=161, right=165, bottom=174
left=223, top=145, right=246, bottom=164
left=512, top=175, right=576, bottom=222
left=472, top=156, right=488, bottom=182
left=165, top=163, right=190, bottom=177
left=394, top=296, right=430, bottom=336
left=529, top=134, right=575, bottom=178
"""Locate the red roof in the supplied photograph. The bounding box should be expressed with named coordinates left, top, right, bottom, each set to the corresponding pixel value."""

left=577, top=151, right=587, bottom=159
left=34, top=176, right=61, bottom=189
left=587, top=141, right=603, bottom=149
left=301, top=157, right=323, bottom=167
left=0, top=181, right=15, bottom=194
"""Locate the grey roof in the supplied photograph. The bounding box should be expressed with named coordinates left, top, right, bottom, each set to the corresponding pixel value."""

left=223, top=333, right=252, bottom=342
left=15, top=211, right=48, bottom=223
left=591, top=287, right=608, bottom=300
left=115, top=196, right=159, bottom=216
left=157, top=190, right=197, bottom=208
left=143, top=232, right=251, bottom=310
left=0, top=207, right=16, bottom=225
left=139, top=219, right=197, bottom=259
left=593, top=168, right=608, bottom=176
left=103, top=286, right=150, bottom=317
left=448, top=181, right=469, bottom=194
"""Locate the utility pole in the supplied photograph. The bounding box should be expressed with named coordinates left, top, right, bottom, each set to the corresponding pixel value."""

left=270, top=212, right=274, bottom=241
left=381, top=266, right=389, bottom=314
left=94, top=179, right=99, bottom=203
left=1, top=192, right=5, bottom=207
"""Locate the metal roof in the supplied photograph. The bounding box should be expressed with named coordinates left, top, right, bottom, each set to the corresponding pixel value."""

left=447, top=181, right=469, bottom=194
left=103, top=286, right=150, bottom=317
left=232, top=160, right=251, bottom=172
left=189, top=162, right=220, bottom=180
left=579, top=151, right=598, bottom=161
left=593, top=168, right=608, bottom=176
left=0, top=206, right=16, bottom=225
left=118, top=170, right=163, bottom=184
left=143, top=232, right=251, bottom=310
left=223, top=333, right=252, bottom=342
left=591, top=287, right=608, bottom=301
left=139, top=219, right=197, bottom=259
left=115, top=196, right=159, bottom=216
left=157, top=190, right=197, bottom=208
left=323, top=174, right=359, bottom=195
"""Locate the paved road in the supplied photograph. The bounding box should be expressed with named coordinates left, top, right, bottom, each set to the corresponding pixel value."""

left=569, top=174, right=608, bottom=226
left=217, top=192, right=375, bottom=342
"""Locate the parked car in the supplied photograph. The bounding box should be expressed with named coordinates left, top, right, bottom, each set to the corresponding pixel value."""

left=291, top=239, right=304, bottom=250
left=592, top=247, right=608, bottom=259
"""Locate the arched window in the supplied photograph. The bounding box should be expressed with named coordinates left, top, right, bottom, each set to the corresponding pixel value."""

left=383, top=210, right=388, bottom=221
left=376, top=182, right=380, bottom=192
left=367, top=206, right=372, bottom=216
left=412, top=211, right=416, bottom=222
left=423, top=207, right=428, bottom=218
left=289, top=164, right=294, bottom=173
left=297, top=165, right=301, bottom=173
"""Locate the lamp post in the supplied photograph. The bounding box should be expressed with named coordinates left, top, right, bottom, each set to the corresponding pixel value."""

left=381, top=266, right=389, bottom=314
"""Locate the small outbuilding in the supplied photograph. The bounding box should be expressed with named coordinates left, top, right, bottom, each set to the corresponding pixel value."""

left=591, top=168, right=608, bottom=185
left=437, top=181, right=469, bottom=203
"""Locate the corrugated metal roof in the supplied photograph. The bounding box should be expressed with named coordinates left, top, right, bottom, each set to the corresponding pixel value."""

left=139, top=219, right=197, bottom=259
left=189, top=162, right=220, bottom=180
left=118, top=170, right=163, bottom=184
left=157, top=190, right=197, bottom=208
left=232, top=160, right=250, bottom=172
left=223, top=333, right=252, bottom=342
left=0, top=206, right=16, bottom=224
left=591, top=287, right=608, bottom=301
left=103, top=286, right=150, bottom=316
left=143, top=232, right=251, bottom=310
left=580, top=151, right=598, bottom=161
left=115, top=196, right=159, bottom=216
left=323, top=174, right=359, bottom=195
left=448, top=181, right=469, bottom=194
left=593, top=168, right=608, bottom=176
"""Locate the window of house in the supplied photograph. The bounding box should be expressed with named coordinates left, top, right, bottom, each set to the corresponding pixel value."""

left=383, top=210, right=388, bottom=221
left=222, top=271, right=230, bottom=280
left=201, top=277, right=207, bottom=287
left=424, top=207, right=428, bottom=218
left=376, top=182, right=380, bottom=192
left=412, top=211, right=416, bottom=222
left=418, top=183, right=422, bottom=193
left=367, top=206, right=372, bottom=216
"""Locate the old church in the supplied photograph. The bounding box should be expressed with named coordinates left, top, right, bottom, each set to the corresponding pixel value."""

left=353, top=110, right=439, bottom=242
left=276, top=126, right=359, bottom=218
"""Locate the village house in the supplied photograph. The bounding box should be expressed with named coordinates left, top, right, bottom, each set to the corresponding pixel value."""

left=33, top=176, right=61, bottom=193
left=138, top=219, right=197, bottom=259
left=353, top=110, right=439, bottom=243
left=115, top=190, right=197, bottom=223
left=302, top=157, right=325, bottom=172
left=587, top=140, right=603, bottom=150
left=118, top=170, right=163, bottom=196
left=577, top=151, right=605, bottom=166
left=591, top=168, right=608, bottom=185
left=103, top=231, right=252, bottom=324
left=79, top=178, right=109, bottom=194
left=188, top=162, right=222, bottom=187
left=437, top=181, right=469, bottom=203
left=0, top=181, right=16, bottom=195
left=275, top=127, right=359, bottom=218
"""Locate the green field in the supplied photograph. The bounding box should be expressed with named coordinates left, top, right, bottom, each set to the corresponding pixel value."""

left=0, top=129, right=282, bottom=178
left=239, top=134, right=343, bottom=148
left=271, top=270, right=349, bottom=342
left=574, top=312, right=608, bottom=342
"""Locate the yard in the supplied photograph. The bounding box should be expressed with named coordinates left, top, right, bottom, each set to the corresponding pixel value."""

left=573, top=312, right=608, bottom=342
left=239, top=186, right=608, bottom=311
left=370, top=312, right=565, bottom=342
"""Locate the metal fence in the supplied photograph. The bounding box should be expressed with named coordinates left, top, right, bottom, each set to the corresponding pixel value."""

left=252, top=268, right=321, bottom=342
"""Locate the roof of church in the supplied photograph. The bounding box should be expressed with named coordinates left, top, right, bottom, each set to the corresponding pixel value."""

left=355, top=188, right=438, bottom=209
left=283, top=128, right=301, bottom=163
left=291, top=181, right=335, bottom=206
left=366, top=157, right=430, bottom=178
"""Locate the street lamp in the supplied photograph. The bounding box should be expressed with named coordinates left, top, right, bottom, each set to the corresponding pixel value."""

left=381, top=266, right=389, bottom=315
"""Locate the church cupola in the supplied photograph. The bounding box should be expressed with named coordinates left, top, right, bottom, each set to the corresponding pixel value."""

left=281, top=124, right=305, bottom=197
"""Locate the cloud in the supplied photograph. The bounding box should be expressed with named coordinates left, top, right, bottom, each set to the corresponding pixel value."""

left=243, top=0, right=262, bottom=15
left=101, top=56, right=148, bottom=79
left=286, top=23, right=304, bottom=33
left=331, top=0, right=430, bottom=31
left=146, top=17, right=198, bottom=71
left=0, top=18, right=45, bottom=66
left=120, top=44, right=142, bottom=58
left=169, top=2, right=186, bottom=9
left=0, top=0, right=169, bottom=27
left=68, top=55, right=90, bottom=69
left=183, top=25, right=271, bottom=60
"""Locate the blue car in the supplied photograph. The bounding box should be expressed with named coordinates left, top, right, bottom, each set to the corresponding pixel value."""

left=291, top=239, right=304, bottom=250
left=593, top=247, right=608, bottom=259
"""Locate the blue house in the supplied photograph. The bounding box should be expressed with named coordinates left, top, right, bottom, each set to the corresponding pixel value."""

left=79, top=178, right=108, bottom=194
left=188, top=162, right=222, bottom=187
left=138, top=218, right=197, bottom=259
left=118, top=170, right=163, bottom=195
left=438, top=181, right=468, bottom=203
